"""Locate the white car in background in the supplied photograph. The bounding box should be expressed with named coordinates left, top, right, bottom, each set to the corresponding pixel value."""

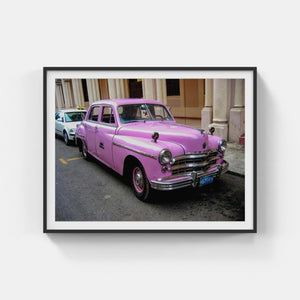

left=55, top=108, right=87, bottom=145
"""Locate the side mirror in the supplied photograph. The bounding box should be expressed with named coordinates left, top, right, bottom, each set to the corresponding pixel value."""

left=209, top=127, right=215, bottom=135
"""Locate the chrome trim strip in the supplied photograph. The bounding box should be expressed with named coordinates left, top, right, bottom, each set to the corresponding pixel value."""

left=112, top=142, right=157, bottom=159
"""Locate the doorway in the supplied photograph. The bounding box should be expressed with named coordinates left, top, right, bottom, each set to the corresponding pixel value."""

left=129, top=79, right=143, bottom=98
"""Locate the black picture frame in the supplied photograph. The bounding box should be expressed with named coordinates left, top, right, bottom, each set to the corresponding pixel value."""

left=44, top=67, right=257, bottom=233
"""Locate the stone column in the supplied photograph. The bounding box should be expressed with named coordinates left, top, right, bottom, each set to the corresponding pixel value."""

left=61, top=79, right=74, bottom=108
left=116, top=79, right=126, bottom=98
left=55, top=83, right=65, bottom=109
left=124, top=79, right=130, bottom=98
left=229, top=79, right=245, bottom=142
left=201, top=79, right=213, bottom=131
left=72, top=79, right=84, bottom=107
left=86, top=79, right=100, bottom=105
left=142, top=79, right=157, bottom=100
left=210, top=79, right=229, bottom=140
left=108, top=79, right=117, bottom=99
left=156, top=79, right=167, bottom=104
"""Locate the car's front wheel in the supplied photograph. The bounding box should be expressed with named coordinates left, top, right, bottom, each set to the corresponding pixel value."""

left=81, top=140, right=90, bottom=161
left=131, top=164, right=150, bottom=201
left=63, top=131, right=70, bottom=146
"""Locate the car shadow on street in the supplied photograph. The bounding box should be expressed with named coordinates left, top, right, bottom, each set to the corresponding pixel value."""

left=149, top=181, right=223, bottom=205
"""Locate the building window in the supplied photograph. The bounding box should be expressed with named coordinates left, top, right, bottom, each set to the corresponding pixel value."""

left=166, top=79, right=180, bottom=96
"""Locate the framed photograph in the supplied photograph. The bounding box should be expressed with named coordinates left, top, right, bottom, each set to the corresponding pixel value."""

left=44, top=67, right=256, bottom=232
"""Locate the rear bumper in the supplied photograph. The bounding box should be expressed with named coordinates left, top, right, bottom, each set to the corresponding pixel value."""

left=150, top=161, right=229, bottom=191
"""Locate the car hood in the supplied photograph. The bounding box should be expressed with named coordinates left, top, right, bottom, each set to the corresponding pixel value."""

left=118, top=121, right=210, bottom=153
left=64, top=121, right=82, bottom=130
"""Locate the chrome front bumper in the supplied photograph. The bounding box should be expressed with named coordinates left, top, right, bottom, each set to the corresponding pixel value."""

left=69, top=134, right=75, bottom=141
left=150, top=161, right=229, bottom=191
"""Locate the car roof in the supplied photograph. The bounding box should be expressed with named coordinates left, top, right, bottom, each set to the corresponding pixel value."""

left=57, top=108, right=87, bottom=113
left=93, top=98, right=165, bottom=106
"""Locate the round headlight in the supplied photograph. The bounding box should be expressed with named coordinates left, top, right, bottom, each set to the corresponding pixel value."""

left=218, top=139, right=227, bottom=152
left=159, top=149, right=172, bottom=165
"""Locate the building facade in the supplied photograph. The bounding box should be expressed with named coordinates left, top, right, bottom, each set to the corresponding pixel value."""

left=55, top=78, right=245, bottom=143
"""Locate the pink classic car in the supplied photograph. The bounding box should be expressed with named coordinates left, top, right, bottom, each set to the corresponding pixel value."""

left=75, top=99, right=228, bottom=201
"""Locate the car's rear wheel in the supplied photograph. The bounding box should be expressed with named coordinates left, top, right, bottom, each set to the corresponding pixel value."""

left=131, top=163, right=150, bottom=201
left=63, top=131, right=70, bottom=146
left=81, top=140, right=90, bottom=161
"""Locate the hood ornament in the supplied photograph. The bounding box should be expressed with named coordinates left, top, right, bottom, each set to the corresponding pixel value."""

left=152, top=132, right=159, bottom=143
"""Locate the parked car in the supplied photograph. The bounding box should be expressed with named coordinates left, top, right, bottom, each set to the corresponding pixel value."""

left=55, top=107, right=87, bottom=145
left=75, top=99, right=228, bottom=201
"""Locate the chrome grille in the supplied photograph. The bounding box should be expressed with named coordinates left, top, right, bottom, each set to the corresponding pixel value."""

left=170, top=150, right=221, bottom=175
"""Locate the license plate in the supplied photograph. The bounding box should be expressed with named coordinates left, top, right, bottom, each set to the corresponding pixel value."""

left=199, top=175, right=214, bottom=187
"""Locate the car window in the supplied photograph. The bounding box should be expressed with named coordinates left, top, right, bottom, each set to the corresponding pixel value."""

left=88, top=106, right=100, bottom=121
left=148, top=105, right=172, bottom=120
left=65, top=112, right=86, bottom=122
left=101, top=106, right=115, bottom=124
left=59, top=112, right=64, bottom=122
left=118, top=104, right=173, bottom=123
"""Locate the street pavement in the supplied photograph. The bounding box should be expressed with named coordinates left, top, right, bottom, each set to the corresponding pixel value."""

left=55, top=138, right=245, bottom=222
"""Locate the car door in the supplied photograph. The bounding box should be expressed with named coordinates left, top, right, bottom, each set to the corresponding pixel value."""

left=95, top=105, right=117, bottom=168
left=55, top=111, right=65, bottom=136
left=84, top=105, right=101, bottom=156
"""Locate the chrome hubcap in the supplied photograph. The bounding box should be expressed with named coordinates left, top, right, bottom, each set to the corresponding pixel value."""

left=133, top=167, right=144, bottom=192
left=135, top=172, right=143, bottom=187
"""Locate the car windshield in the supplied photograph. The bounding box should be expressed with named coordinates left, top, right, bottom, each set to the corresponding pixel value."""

left=117, top=104, right=173, bottom=123
left=65, top=111, right=86, bottom=122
